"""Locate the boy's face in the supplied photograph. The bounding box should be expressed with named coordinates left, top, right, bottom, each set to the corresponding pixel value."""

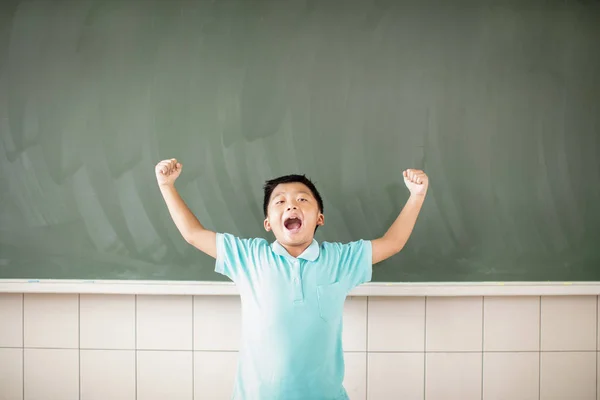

left=264, top=182, right=324, bottom=248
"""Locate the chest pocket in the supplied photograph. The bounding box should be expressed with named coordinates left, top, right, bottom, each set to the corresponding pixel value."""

left=316, top=281, right=347, bottom=323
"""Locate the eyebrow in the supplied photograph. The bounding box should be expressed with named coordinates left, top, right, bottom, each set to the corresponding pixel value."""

left=272, top=191, right=312, bottom=199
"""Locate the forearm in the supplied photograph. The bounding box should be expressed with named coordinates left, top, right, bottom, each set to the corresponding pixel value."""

left=382, top=194, right=425, bottom=248
left=159, top=184, right=216, bottom=257
left=159, top=183, right=205, bottom=236
left=372, top=193, right=425, bottom=264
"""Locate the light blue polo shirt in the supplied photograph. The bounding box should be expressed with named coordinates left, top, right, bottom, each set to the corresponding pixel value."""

left=215, top=232, right=372, bottom=400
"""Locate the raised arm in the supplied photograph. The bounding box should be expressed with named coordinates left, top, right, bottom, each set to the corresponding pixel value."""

left=371, top=169, right=428, bottom=265
left=155, top=158, right=217, bottom=259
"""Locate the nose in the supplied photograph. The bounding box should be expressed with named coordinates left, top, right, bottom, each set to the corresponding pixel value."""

left=287, top=205, right=297, bottom=211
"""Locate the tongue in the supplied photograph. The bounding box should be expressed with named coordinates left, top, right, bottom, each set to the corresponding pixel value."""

left=286, top=220, right=301, bottom=230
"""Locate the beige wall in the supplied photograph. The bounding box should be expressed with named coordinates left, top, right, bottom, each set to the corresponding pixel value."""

left=0, top=293, right=597, bottom=399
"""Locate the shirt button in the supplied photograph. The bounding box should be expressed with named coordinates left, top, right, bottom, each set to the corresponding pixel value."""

left=294, top=278, right=300, bottom=284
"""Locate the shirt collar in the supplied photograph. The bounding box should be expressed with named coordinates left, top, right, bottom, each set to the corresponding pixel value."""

left=271, top=239, right=320, bottom=262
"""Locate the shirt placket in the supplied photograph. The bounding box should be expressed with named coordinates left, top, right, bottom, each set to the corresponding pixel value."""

left=292, top=259, right=304, bottom=303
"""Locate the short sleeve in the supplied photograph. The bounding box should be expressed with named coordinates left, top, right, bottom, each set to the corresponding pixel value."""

left=215, top=233, right=263, bottom=283
left=337, top=239, right=373, bottom=290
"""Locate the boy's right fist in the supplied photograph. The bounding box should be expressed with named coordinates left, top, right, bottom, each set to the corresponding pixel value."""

left=155, top=158, right=182, bottom=186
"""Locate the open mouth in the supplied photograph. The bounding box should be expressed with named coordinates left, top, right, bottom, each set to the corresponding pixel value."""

left=284, top=217, right=303, bottom=233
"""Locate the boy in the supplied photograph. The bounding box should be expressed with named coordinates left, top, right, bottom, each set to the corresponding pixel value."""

left=156, top=158, right=428, bottom=400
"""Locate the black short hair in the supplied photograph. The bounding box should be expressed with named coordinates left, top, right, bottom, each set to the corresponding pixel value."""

left=263, top=174, right=324, bottom=217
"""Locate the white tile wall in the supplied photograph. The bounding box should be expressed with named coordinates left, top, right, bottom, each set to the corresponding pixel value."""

left=483, top=296, right=540, bottom=351
left=24, top=294, right=79, bottom=348
left=137, top=351, right=193, bottom=400
left=80, top=350, right=136, bottom=400
left=80, top=294, right=135, bottom=349
left=193, top=296, right=240, bottom=351
left=0, top=348, right=22, bottom=400
left=0, top=293, right=23, bottom=347
left=137, top=295, right=193, bottom=351
left=541, top=296, right=597, bottom=351
left=368, top=297, right=425, bottom=352
left=194, top=351, right=238, bottom=399
left=482, top=352, right=539, bottom=400
left=343, top=352, right=367, bottom=400
left=24, top=348, right=79, bottom=400
left=426, top=296, right=483, bottom=352
left=368, top=352, right=424, bottom=399
left=0, top=293, right=598, bottom=400
left=425, top=352, right=482, bottom=400
left=343, top=297, right=367, bottom=352
left=539, top=352, right=596, bottom=400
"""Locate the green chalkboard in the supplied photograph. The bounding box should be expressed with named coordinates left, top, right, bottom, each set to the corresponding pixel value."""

left=1, top=0, right=599, bottom=282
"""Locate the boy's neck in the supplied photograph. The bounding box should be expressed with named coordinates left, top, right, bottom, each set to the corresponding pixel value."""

left=279, top=241, right=313, bottom=258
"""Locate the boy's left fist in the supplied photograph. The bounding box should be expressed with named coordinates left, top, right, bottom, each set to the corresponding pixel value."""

left=403, top=169, right=428, bottom=196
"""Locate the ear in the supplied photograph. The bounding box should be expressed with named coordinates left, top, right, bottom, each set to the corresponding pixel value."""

left=264, top=217, right=271, bottom=232
left=316, top=213, right=324, bottom=227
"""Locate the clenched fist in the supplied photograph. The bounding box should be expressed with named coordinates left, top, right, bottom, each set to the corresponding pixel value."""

left=155, top=158, right=182, bottom=187
left=403, top=169, right=428, bottom=196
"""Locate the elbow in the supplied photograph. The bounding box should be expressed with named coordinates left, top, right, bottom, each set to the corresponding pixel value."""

left=182, top=230, right=198, bottom=246
left=375, top=237, right=405, bottom=262
left=390, top=244, right=405, bottom=257
left=182, top=227, right=207, bottom=247
left=395, top=243, right=405, bottom=255
left=382, top=235, right=407, bottom=255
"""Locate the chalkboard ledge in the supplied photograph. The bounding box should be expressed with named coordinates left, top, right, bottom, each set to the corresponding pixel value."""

left=1, top=279, right=599, bottom=296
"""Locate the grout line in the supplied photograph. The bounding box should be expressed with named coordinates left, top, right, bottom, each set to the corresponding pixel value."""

left=78, top=294, right=81, bottom=400
left=437, top=350, right=598, bottom=353
left=22, top=294, right=24, bottom=400
left=481, top=296, right=485, bottom=400
left=7, top=346, right=595, bottom=354
left=539, top=296, right=542, bottom=400
left=9, top=346, right=240, bottom=352
left=423, top=296, right=427, bottom=400
left=135, top=349, right=195, bottom=353
left=135, top=294, right=138, bottom=400
left=365, top=296, right=369, bottom=398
